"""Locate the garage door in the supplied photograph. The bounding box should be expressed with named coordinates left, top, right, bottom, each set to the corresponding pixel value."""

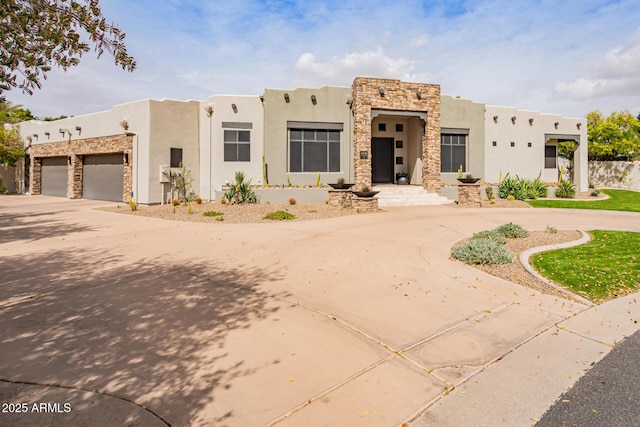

left=83, top=154, right=124, bottom=202
left=41, top=157, right=68, bottom=197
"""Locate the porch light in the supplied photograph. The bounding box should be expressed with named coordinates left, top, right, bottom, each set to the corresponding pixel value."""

left=379, top=88, right=385, bottom=96
left=311, top=95, right=317, bottom=105
left=119, top=119, right=129, bottom=131
left=231, top=103, right=238, bottom=113
left=75, top=126, right=82, bottom=135
left=529, top=118, right=534, bottom=125
left=416, top=90, right=422, bottom=99
left=284, top=93, right=290, bottom=103
left=577, top=123, right=582, bottom=129
left=554, top=122, right=559, bottom=129
left=511, top=116, right=516, bottom=124
left=493, top=116, right=498, bottom=123
left=204, top=105, right=213, bottom=117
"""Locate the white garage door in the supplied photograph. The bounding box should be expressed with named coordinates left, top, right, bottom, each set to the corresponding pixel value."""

left=41, top=157, right=68, bottom=197
left=83, top=154, right=124, bottom=202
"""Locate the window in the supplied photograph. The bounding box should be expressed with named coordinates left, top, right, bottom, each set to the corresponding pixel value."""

left=545, top=145, right=557, bottom=168
left=440, top=134, right=466, bottom=173
left=170, top=148, right=182, bottom=167
left=289, top=129, right=340, bottom=172
left=224, top=130, right=250, bottom=162
left=378, top=123, right=386, bottom=132
left=396, top=124, right=403, bottom=132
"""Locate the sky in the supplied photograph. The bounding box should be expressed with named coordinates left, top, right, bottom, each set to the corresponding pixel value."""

left=5, top=0, right=640, bottom=119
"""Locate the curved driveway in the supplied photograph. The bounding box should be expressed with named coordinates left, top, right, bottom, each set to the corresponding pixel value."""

left=1, top=196, right=638, bottom=426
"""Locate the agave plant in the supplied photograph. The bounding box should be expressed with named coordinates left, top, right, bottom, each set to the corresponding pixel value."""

left=224, top=171, right=258, bottom=204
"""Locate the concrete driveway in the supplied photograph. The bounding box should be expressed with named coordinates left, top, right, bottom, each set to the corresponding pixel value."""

left=1, top=195, right=639, bottom=426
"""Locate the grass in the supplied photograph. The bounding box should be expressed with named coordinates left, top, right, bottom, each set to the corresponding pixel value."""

left=531, top=230, right=640, bottom=303
left=526, top=189, right=640, bottom=212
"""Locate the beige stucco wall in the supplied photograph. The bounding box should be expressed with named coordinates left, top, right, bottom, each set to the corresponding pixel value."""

left=589, top=161, right=640, bottom=190
left=147, top=100, right=200, bottom=204
left=263, top=86, right=353, bottom=186
left=199, top=95, right=264, bottom=200
left=0, top=165, right=16, bottom=193
left=484, top=105, right=587, bottom=191
left=440, top=95, right=485, bottom=184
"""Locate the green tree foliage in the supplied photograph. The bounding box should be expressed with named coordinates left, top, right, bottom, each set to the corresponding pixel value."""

left=0, top=99, right=35, bottom=123
left=0, top=127, right=25, bottom=166
left=0, top=0, right=136, bottom=94
left=586, top=110, right=640, bottom=161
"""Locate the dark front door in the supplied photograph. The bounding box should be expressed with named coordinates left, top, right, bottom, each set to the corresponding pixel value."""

left=371, top=137, right=394, bottom=183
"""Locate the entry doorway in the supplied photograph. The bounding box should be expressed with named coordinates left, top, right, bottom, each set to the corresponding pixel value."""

left=371, top=137, right=394, bottom=183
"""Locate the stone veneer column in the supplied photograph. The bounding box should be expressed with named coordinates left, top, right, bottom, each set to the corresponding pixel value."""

left=31, top=157, right=42, bottom=195
left=69, top=155, right=83, bottom=198
left=351, top=77, right=441, bottom=193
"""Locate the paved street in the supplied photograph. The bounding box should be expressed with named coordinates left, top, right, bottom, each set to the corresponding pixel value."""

left=1, top=195, right=639, bottom=426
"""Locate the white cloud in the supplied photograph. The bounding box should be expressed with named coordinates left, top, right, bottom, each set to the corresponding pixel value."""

left=553, top=32, right=640, bottom=102
left=292, top=49, right=417, bottom=87
left=410, top=35, right=430, bottom=47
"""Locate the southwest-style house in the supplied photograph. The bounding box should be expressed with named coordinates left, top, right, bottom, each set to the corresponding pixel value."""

left=10, top=77, right=588, bottom=204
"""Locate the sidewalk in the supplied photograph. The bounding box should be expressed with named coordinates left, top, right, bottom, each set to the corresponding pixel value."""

left=413, top=292, right=640, bottom=426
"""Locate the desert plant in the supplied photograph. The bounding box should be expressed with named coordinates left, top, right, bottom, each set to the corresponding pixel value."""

left=457, top=164, right=463, bottom=179
left=361, top=185, right=370, bottom=192
left=316, top=172, right=321, bottom=187
left=337, top=177, right=345, bottom=186
left=172, top=199, right=181, bottom=206
left=203, top=210, right=224, bottom=218
left=485, top=187, right=494, bottom=200
left=591, top=189, right=600, bottom=196
left=471, top=229, right=508, bottom=245
left=194, top=196, right=202, bottom=204
left=264, top=210, right=296, bottom=221
left=215, top=215, right=224, bottom=221
left=532, top=176, right=548, bottom=198
left=289, top=197, right=296, bottom=205
left=224, top=171, right=258, bottom=204
left=589, top=182, right=595, bottom=189
left=128, top=198, right=138, bottom=211
left=262, top=155, right=269, bottom=186
left=175, top=162, right=196, bottom=203
left=220, top=198, right=227, bottom=205
left=506, top=195, right=515, bottom=201
left=308, top=209, right=317, bottom=213
left=494, top=222, right=529, bottom=238
left=287, top=174, right=292, bottom=187
left=451, top=239, right=513, bottom=265
left=498, top=175, right=519, bottom=199
left=555, top=180, right=576, bottom=199
left=546, top=225, right=558, bottom=234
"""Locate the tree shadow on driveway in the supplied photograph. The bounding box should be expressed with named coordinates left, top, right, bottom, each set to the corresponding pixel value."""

left=0, top=248, right=285, bottom=426
left=0, top=209, right=94, bottom=244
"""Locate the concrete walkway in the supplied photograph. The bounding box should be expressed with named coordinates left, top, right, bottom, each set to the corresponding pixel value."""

left=0, top=196, right=638, bottom=426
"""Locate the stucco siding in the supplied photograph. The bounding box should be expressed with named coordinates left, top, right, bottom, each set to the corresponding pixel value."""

left=263, top=86, right=352, bottom=186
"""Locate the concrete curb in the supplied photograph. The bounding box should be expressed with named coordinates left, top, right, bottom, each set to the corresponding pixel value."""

left=519, top=230, right=594, bottom=306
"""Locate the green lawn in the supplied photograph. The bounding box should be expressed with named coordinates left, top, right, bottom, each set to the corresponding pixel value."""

left=527, top=189, right=640, bottom=212
left=531, top=230, right=640, bottom=303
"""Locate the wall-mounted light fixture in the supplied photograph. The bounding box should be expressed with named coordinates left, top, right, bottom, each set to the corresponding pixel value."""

left=529, top=118, right=534, bottom=126
left=379, top=88, right=385, bottom=96
left=346, top=97, right=353, bottom=106
left=284, top=93, right=290, bottom=103
left=511, top=116, right=516, bottom=124
left=416, top=90, right=422, bottom=99
left=554, top=122, right=559, bottom=129
left=44, top=131, right=50, bottom=139
left=231, top=103, right=238, bottom=113
left=259, top=95, right=264, bottom=103
left=493, top=116, right=498, bottom=123
left=124, top=153, right=129, bottom=165
left=75, top=126, right=82, bottom=134
left=311, top=95, right=317, bottom=105
left=204, top=105, right=214, bottom=117
left=119, top=119, right=129, bottom=131
left=577, top=123, right=582, bottom=129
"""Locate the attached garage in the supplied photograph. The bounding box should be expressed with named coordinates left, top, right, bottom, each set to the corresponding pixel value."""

left=41, top=157, right=68, bottom=197
left=82, top=153, right=124, bottom=202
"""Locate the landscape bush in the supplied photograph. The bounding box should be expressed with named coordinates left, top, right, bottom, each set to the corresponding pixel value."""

left=494, top=222, right=529, bottom=238
left=471, top=229, right=508, bottom=245
left=452, top=239, right=513, bottom=265
left=498, top=173, right=547, bottom=200
left=203, top=211, right=224, bottom=218
left=264, top=210, right=296, bottom=221
left=555, top=180, right=576, bottom=199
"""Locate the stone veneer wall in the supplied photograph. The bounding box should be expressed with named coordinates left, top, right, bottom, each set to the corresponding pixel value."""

left=30, top=134, right=133, bottom=200
left=457, top=183, right=482, bottom=207
left=351, top=77, right=441, bottom=193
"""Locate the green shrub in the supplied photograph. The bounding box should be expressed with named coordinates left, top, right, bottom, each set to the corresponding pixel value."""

left=498, top=175, right=520, bottom=199
left=0, top=178, right=6, bottom=194
left=498, top=173, right=547, bottom=200
left=494, top=222, right=529, bottom=238
left=452, top=239, right=513, bottom=265
left=224, top=171, right=258, bottom=204
left=264, top=210, right=296, bottom=221
left=532, top=177, right=548, bottom=198
left=555, top=180, right=576, bottom=198
left=591, top=189, right=600, bottom=197
left=485, top=187, right=494, bottom=200
left=471, top=229, right=508, bottom=245
left=203, top=211, right=224, bottom=217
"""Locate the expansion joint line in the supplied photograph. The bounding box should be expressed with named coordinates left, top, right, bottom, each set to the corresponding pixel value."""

left=0, top=378, right=171, bottom=426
